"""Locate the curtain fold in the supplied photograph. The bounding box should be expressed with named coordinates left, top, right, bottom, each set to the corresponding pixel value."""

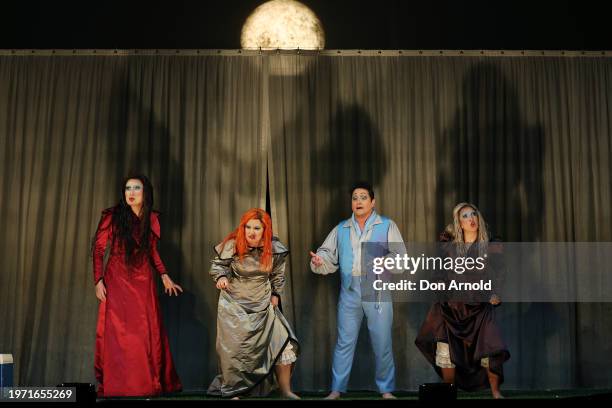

left=1, top=53, right=610, bottom=390
left=0, top=55, right=267, bottom=387
left=268, top=54, right=612, bottom=390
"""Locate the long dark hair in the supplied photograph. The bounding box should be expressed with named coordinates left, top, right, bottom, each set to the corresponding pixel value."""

left=111, top=174, right=154, bottom=263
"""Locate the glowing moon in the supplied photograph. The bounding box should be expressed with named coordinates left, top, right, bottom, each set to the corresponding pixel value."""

left=241, top=0, right=325, bottom=50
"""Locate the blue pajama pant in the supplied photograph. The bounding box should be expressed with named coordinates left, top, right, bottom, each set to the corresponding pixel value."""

left=331, top=278, right=395, bottom=393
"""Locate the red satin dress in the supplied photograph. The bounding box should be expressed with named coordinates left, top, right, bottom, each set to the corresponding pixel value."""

left=93, top=208, right=182, bottom=397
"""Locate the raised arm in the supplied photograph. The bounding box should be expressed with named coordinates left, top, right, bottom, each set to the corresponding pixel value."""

left=310, top=226, right=340, bottom=275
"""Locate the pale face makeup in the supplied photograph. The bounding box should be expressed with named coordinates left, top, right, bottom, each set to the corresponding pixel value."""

left=351, top=188, right=375, bottom=219
left=245, top=218, right=264, bottom=248
left=125, top=179, right=144, bottom=211
left=459, top=206, right=479, bottom=235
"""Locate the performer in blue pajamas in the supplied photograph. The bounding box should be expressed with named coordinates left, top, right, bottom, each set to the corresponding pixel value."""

left=309, top=181, right=406, bottom=400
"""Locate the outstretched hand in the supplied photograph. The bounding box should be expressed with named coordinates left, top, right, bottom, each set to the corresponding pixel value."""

left=309, top=251, right=323, bottom=268
left=162, top=274, right=183, bottom=296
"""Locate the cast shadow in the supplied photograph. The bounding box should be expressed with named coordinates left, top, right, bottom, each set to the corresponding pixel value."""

left=315, top=102, right=389, bottom=390
left=105, top=74, right=209, bottom=389
left=430, top=61, right=570, bottom=389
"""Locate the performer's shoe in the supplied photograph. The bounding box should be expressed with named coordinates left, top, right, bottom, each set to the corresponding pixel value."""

left=324, top=391, right=341, bottom=400
left=382, top=392, right=397, bottom=399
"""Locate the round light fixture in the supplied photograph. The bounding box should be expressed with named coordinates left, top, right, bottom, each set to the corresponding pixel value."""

left=241, top=0, right=325, bottom=50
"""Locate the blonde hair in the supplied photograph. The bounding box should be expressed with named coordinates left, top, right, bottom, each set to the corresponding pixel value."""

left=446, top=202, right=489, bottom=256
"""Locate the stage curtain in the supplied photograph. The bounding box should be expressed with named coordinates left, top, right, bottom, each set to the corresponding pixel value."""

left=267, top=54, right=612, bottom=390
left=1, top=52, right=611, bottom=391
left=0, top=55, right=267, bottom=386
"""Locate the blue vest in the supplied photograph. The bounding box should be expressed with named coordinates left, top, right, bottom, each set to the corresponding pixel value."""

left=337, top=215, right=390, bottom=290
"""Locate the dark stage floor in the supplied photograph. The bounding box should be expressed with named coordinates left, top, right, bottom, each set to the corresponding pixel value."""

left=96, top=388, right=612, bottom=402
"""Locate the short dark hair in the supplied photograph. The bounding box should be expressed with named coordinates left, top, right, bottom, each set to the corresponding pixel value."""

left=350, top=181, right=374, bottom=199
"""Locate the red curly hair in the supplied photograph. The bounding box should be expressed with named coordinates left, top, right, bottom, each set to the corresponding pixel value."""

left=221, top=208, right=273, bottom=271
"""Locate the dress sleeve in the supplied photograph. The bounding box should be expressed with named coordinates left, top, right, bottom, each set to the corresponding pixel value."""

left=270, top=257, right=287, bottom=299
left=92, top=210, right=112, bottom=285
left=311, top=226, right=340, bottom=275
left=150, top=212, right=167, bottom=275
left=270, top=239, right=289, bottom=298
left=210, top=240, right=234, bottom=282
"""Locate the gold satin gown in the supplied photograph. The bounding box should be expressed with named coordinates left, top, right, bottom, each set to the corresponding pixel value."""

left=207, top=238, right=299, bottom=398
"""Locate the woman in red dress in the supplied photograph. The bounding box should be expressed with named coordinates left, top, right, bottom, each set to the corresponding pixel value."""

left=92, top=174, right=183, bottom=397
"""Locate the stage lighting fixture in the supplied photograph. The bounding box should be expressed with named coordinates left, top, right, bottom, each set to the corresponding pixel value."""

left=241, top=0, right=325, bottom=50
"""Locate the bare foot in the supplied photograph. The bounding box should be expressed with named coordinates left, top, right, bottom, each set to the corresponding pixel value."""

left=282, top=391, right=301, bottom=399
left=324, top=391, right=341, bottom=400
left=382, top=392, right=397, bottom=399
left=492, top=391, right=504, bottom=399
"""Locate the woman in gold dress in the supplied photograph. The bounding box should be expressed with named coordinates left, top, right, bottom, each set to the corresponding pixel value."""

left=207, top=208, right=299, bottom=399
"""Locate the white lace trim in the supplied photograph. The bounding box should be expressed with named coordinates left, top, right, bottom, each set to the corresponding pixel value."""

left=435, top=341, right=489, bottom=368
left=276, top=341, right=297, bottom=365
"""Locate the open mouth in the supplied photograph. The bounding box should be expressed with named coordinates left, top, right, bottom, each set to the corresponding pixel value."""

left=128, top=197, right=135, bottom=202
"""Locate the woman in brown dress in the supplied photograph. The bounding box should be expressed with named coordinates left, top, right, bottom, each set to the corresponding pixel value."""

left=415, top=202, right=510, bottom=399
left=207, top=208, right=299, bottom=399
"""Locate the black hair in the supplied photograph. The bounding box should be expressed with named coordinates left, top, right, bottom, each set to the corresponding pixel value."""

left=111, top=174, right=154, bottom=264
left=349, top=181, right=375, bottom=200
